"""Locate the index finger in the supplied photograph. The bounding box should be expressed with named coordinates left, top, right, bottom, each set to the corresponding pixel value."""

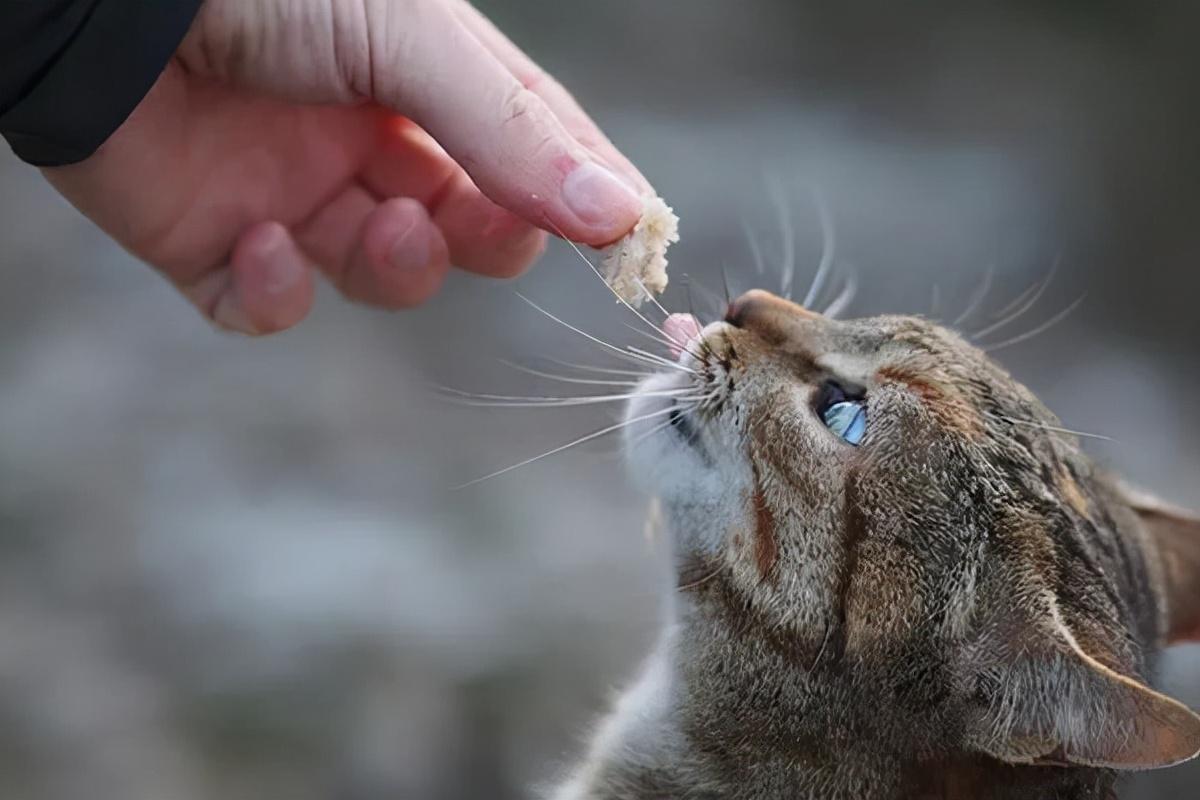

left=449, top=0, right=652, bottom=196
left=369, top=0, right=643, bottom=246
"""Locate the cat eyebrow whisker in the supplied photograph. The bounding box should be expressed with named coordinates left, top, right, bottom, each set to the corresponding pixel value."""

left=921, top=394, right=1113, bottom=443
left=684, top=274, right=700, bottom=321
left=452, top=404, right=681, bottom=488
left=740, top=216, right=767, bottom=276
left=801, top=186, right=837, bottom=310
left=971, top=256, right=1060, bottom=341
left=980, top=295, right=1086, bottom=353
left=952, top=262, right=996, bottom=328
left=766, top=174, right=797, bottom=299
left=985, top=412, right=1113, bottom=442
left=822, top=265, right=858, bottom=319
left=682, top=273, right=726, bottom=319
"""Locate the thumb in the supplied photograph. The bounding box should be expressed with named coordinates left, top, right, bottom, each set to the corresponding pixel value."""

left=368, top=1, right=644, bottom=246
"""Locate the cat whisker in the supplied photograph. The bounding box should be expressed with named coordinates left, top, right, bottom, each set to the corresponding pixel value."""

left=677, top=559, right=727, bottom=592
left=930, top=283, right=942, bottom=320
left=627, top=392, right=720, bottom=450
left=438, top=385, right=703, bottom=405
left=544, top=359, right=652, bottom=379
left=625, top=323, right=713, bottom=367
left=453, top=404, right=681, bottom=489
left=634, top=277, right=672, bottom=318
left=514, top=291, right=692, bottom=373
left=953, top=262, right=996, bottom=327
left=622, top=321, right=678, bottom=350
left=627, top=417, right=677, bottom=448
left=809, top=618, right=834, bottom=673
left=802, top=186, right=836, bottom=310
left=971, top=256, right=1060, bottom=341
left=551, top=225, right=681, bottom=346
left=981, top=295, right=1086, bottom=353
left=500, top=360, right=642, bottom=388
left=627, top=345, right=700, bottom=375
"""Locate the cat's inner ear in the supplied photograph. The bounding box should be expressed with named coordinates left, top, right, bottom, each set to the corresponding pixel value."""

left=973, top=615, right=1200, bottom=771
left=1124, top=487, right=1200, bottom=643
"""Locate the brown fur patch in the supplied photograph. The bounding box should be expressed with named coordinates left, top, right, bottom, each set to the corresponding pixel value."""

left=1058, top=467, right=1091, bottom=518
left=876, top=366, right=985, bottom=439
left=829, top=468, right=870, bottom=661
left=752, top=486, right=779, bottom=579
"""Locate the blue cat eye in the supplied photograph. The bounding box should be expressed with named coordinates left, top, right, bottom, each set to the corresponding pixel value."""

left=822, top=400, right=867, bottom=446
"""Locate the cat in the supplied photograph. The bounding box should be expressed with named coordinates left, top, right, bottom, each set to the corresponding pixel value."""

left=553, top=289, right=1200, bottom=800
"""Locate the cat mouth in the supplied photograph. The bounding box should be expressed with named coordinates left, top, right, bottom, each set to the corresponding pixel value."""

left=668, top=402, right=713, bottom=463
left=665, top=313, right=704, bottom=360
left=668, top=402, right=698, bottom=441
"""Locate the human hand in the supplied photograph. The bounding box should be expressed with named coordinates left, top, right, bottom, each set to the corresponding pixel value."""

left=43, top=0, right=650, bottom=334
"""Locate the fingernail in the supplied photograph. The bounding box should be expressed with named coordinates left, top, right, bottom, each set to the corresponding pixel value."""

left=213, top=291, right=257, bottom=335
left=389, top=216, right=428, bottom=271
left=561, top=162, right=643, bottom=232
left=256, top=227, right=299, bottom=295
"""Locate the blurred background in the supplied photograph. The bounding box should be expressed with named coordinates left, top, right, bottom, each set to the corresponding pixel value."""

left=2, top=0, right=1199, bottom=797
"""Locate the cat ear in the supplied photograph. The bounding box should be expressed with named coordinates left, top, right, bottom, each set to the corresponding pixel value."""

left=1122, top=485, right=1200, bottom=643
left=973, top=614, right=1200, bottom=770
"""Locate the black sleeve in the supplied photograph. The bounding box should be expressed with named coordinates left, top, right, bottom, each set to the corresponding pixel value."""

left=0, top=1, right=204, bottom=167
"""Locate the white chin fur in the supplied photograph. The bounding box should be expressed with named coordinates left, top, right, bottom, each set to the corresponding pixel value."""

left=622, top=372, right=748, bottom=558
left=622, top=373, right=714, bottom=501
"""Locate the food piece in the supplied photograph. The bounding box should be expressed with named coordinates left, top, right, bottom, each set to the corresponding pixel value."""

left=598, top=195, right=679, bottom=306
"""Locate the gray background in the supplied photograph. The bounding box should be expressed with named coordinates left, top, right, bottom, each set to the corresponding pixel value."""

left=2, top=0, right=1198, bottom=797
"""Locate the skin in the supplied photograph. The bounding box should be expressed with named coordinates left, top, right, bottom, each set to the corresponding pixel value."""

left=41, top=0, right=651, bottom=335
left=556, top=290, right=1200, bottom=799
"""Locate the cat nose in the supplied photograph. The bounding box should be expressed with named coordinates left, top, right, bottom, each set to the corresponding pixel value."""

left=724, top=289, right=819, bottom=332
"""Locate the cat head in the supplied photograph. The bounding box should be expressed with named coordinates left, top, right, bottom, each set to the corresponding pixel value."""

left=625, top=289, right=1200, bottom=771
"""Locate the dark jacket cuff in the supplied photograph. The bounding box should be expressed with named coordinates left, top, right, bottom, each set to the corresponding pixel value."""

left=1, top=1, right=205, bottom=167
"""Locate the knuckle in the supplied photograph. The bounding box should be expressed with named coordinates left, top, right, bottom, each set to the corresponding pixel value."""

left=500, top=84, right=542, bottom=124
left=515, top=64, right=548, bottom=92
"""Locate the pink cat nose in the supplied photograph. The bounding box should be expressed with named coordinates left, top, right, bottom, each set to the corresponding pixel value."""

left=664, top=313, right=702, bottom=359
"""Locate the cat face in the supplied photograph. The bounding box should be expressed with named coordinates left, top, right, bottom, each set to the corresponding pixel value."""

left=627, top=288, right=1076, bottom=630
left=625, top=288, right=1200, bottom=771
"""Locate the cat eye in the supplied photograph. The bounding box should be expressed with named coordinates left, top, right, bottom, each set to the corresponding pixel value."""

left=815, top=382, right=867, bottom=446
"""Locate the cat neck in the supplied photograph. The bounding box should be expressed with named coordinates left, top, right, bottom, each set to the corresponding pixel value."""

left=646, top=588, right=1120, bottom=800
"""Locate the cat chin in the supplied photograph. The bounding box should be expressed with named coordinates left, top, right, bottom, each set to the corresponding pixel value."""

left=622, top=374, right=713, bottom=500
